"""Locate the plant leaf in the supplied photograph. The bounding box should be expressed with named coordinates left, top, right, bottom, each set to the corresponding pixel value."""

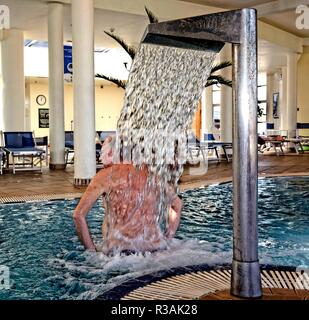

left=205, top=80, right=218, bottom=88
left=104, top=31, right=136, bottom=60
left=206, top=75, right=232, bottom=87
left=210, top=61, right=232, bottom=74
left=145, top=6, right=159, bottom=23
left=95, top=74, right=126, bottom=89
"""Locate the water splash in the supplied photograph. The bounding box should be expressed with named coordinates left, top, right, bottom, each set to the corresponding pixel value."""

left=52, top=239, right=231, bottom=300
left=113, top=43, right=217, bottom=232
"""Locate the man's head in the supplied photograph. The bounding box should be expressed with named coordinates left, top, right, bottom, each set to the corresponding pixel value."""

left=100, top=135, right=116, bottom=166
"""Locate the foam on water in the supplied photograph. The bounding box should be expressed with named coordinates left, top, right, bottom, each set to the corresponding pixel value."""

left=48, top=238, right=231, bottom=300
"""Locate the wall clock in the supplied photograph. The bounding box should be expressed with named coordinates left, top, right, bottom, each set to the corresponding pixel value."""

left=36, top=94, right=47, bottom=106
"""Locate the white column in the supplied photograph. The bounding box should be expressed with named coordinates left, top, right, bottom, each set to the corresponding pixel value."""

left=205, top=86, right=213, bottom=137
left=286, top=53, right=298, bottom=137
left=266, top=73, right=274, bottom=126
left=72, top=0, right=96, bottom=185
left=48, top=2, right=65, bottom=169
left=220, top=44, right=232, bottom=142
left=280, top=66, right=287, bottom=133
left=0, top=29, right=25, bottom=131
left=25, top=83, right=31, bottom=131
left=201, top=87, right=213, bottom=141
left=201, top=89, right=206, bottom=141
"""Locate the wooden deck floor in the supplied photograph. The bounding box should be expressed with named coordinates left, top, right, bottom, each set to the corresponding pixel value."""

left=200, top=288, right=309, bottom=300
left=0, top=153, right=309, bottom=198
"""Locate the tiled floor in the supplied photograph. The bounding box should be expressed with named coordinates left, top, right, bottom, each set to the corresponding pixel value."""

left=0, top=153, right=309, bottom=198
left=180, top=152, right=309, bottom=189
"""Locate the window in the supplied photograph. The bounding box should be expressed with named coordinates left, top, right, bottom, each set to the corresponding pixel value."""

left=258, top=85, right=267, bottom=135
left=257, top=73, right=267, bottom=135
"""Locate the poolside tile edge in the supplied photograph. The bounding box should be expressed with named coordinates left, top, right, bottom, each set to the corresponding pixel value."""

left=0, top=193, right=83, bottom=204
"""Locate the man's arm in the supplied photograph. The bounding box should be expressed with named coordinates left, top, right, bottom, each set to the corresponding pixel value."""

left=165, top=192, right=182, bottom=240
left=73, top=170, right=108, bottom=251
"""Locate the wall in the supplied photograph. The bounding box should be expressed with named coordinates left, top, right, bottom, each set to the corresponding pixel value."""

left=29, top=81, right=125, bottom=137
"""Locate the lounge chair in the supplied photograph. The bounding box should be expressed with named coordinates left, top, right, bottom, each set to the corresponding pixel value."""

left=264, top=135, right=285, bottom=156
left=35, top=136, right=49, bottom=165
left=283, top=137, right=304, bottom=154
left=258, top=135, right=267, bottom=153
left=187, top=133, right=219, bottom=163
left=65, top=131, right=74, bottom=165
left=64, top=131, right=102, bottom=166
left=2, top=131, right=45, bottom=174
left=204, top=133, right=232, bottom=162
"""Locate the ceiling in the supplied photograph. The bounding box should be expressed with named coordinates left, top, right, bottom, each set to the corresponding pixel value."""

left=261, top=10, right=309, bottom=38
left=1, top=0, right=306, bottom=75
left=1, top=0, right=149, bottom=47
left=5, top=0, right=308, bottom=44
left=180, top=0, right=272, bottom=9
left=258, top=40, right=289, bottom=73
left=181, top=0, right=309, bottom=37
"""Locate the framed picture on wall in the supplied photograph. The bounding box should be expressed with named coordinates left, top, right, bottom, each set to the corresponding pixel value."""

left=273, top=92, right=279, bottom=119
left=38, top=108, right=49, bottom=128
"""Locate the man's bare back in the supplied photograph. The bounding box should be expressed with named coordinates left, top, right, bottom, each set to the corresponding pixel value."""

left=102, top=164, right=168, bottom=254
left=73, top=137, right=182, bottom=254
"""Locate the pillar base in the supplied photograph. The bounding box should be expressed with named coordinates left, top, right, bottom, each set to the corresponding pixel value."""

left=49, top=163, right=66, bottom=170
left=231, top=260, right=262, bottom=298
left=73, top=178, right=92, bottom=186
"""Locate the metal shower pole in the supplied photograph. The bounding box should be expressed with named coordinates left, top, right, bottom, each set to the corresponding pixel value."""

left=231, top=10, right=262, bottom=298
left=141, top=8, right=262, bottom=298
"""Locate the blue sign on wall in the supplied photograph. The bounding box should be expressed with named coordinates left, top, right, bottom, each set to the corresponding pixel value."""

left=64, top=45, right=73, bottom=82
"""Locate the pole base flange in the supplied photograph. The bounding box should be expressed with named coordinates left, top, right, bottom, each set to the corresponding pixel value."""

left=231, top=260, right=262, bottom=298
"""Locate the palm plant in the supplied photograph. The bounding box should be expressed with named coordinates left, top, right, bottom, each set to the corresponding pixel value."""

left=96, top=7, right=232, bottom=89
left=257, top=100, right=264, bottom=118
left=205, top=61, right=232, bottom=88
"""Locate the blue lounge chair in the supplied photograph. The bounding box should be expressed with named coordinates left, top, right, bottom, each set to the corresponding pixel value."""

left=35, top=136, right=49, bottom=165
left=204, top=133, right=233, bottom=162
left=65, top=131, right=74, bottom=150
left=2, top=131, right=45, bottom=174
left=65, top=131, right=74, bottom=165
left=187, top=132, right=219, bottom=163
left=65, top=131, right=102, bottom=165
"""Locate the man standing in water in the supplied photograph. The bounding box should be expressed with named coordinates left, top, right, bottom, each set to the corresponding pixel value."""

left=73, top=136, right=182, bottom=254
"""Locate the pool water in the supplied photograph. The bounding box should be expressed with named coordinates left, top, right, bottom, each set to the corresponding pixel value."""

left=0, top=176, right=308, bottom=300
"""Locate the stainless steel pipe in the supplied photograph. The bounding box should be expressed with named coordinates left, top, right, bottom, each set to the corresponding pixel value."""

left=231, top=9, right=262, bottom=298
